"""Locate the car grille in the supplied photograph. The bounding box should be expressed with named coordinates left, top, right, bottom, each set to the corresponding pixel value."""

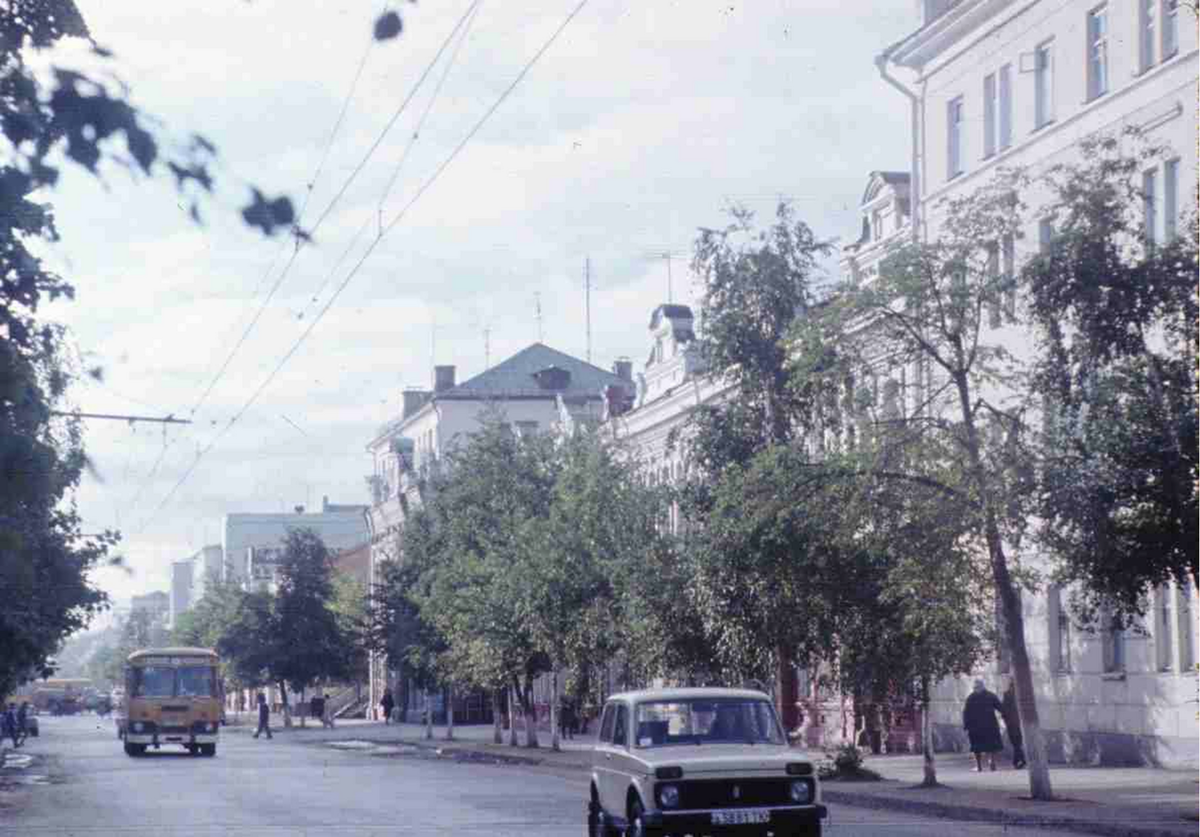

left=676, top=778, right=792, bottom=809
left=160, top=705, right=189, bottom=712
left=159, top=725, right=189, bottom=735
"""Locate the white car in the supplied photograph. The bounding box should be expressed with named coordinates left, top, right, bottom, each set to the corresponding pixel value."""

left=588, top=687, right=826, bottom=836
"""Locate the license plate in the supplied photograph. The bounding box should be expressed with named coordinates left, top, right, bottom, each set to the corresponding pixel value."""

left=712, top=809, right=770, bottom=825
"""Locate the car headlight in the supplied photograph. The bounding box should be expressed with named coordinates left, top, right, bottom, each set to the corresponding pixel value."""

left=789, top=779, right=811, bottom=803
left=131, top=722, right=143, bottom=733
left=658, top=784, right=680, bottom=808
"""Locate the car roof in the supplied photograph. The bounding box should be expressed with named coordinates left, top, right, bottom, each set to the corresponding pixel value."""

left=604, top=687, right=772, bottom=703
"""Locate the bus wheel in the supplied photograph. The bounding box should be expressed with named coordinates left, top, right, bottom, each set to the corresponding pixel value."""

left=123, top=742, right=144, bottom=757
left=199, top=744, right=216, bottom=757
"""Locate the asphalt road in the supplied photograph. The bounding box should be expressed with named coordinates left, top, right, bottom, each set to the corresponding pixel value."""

left=1, top=715, right=1064, bottom=836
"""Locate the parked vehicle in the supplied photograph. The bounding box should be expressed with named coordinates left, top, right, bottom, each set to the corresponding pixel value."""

left=588, top=687, right=826, bottom=836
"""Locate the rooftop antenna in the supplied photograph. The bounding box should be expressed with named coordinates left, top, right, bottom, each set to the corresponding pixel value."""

left=641, top=249, right=688, bottom=304
left=534, top=292, right=544, bottom=343
left=584, top=257, right=592, bottom=363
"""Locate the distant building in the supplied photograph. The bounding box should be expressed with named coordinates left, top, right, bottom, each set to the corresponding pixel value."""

left=168, top=560, right=193, bottom=629
left=130, top=591, right=169, bottom=627
left=222, top=497, right=369, bottom=590
left=332, top=541, right=370, bottom=588
left=189, top=544, right=224, bottom=604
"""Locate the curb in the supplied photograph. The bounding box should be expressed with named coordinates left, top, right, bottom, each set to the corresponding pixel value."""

left=819, top=788, right=1196, bottom=837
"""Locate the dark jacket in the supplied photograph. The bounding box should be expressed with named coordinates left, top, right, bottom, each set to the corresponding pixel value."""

left=962, top=689, right=1004, bottom=753
left=1000, top=687, right=1023, bottom=744
left=258, top=700, right=270, bottom=722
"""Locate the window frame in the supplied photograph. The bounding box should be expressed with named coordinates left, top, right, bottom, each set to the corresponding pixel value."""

left=983, top=72, right=997, bottom=159
left=1164, top=158, right=1179, bottom=242
left=1140, top=0, right=1158, bottom=73
left=1034, top=39, right=1055, bottom=129
left=1143, top=168, right=1158, bottom=246
left=998, top=63, right=1013, bottom=150
left=1163, top=0, right=1179, bottom=59
left=947, top=95, right=965, bottom=179
left=1086, top=5, right=1108, bottom=101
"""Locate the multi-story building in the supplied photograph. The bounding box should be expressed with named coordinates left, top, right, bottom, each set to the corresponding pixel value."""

left=130, top=591, right=169, bottom=627
left=365, top=342, right=633, bottom=720
left=168, top=560, right=193, bottom=629
left=189, top=544, right=224, bottom=604
left=222, top=497, right=369, bottom=590
left=862, top=0, right=1198, bottom=768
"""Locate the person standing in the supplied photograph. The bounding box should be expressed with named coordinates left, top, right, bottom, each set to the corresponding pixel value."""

left=559, top=699, right=575, bottom=741
left=16, top=702, right=29, bottom=745
left=962, top=678, right=1004, bottom=771
left=3, top=704, right=19, bottom=748
left=253, top=693, right=273, bottom=740
left=380, top=689, right=395, bottom=725
left=1000, top=678, right=1027, bottom=769
left=321, top=692, right=335, bottom=729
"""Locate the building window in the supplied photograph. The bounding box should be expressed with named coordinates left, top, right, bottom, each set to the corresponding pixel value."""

left=1002, top=233, right=1016, bottom=316
left=1141, top=0, right=1157, bottom=72
left=1164, top=158, right=1179, bottom=242
left=947, top=96, right=964, bottom=178
left=872, top=208, right=883, bottom=241
left=1049, top=586, right=1071, bottom=672
left=1143, top=169, right=1158, bottom=245
left=1156, top=585, right=1174, bottom=671
left=1038, top=218, right=1053, bottom=252
left=983, top=73, right=997, bottom=158
left=986, top=242, right=1001, bottom=329
left=1163, top=0, right=1179, bottom=59
left=1087, top=6, right=1108, bottom=100
left=1179, top=583, right=1195, bottom=672
left=1102, top=609, right=1125, bottom=673
left=998, top=64, right=1013, bottom=150
left=1034, top=40, right=1054, bottom=128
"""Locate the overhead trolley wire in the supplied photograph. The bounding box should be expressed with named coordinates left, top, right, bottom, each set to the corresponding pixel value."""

left=130, top=0, right=592, bottom=537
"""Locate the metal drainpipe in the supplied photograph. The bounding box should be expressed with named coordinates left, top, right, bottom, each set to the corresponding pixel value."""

left=875, top=53, right=921, bottom=244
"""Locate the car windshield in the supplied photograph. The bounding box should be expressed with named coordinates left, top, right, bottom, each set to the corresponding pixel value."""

left=633, top=698, right=785, bottom=747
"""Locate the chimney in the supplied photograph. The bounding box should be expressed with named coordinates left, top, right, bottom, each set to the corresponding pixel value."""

left=434, top=365, right=456, bottom=393
left=402, top=388, right=429, bottom=419
left=612, top=358, right=633, bottom=382
left=322, top=495, right=329, bottom=512
left=294, top=505, right=305, bottom=515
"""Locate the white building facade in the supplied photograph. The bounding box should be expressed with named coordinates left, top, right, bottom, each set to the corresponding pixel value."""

left=168, top=560, right=193, bottom=630
left=365, top=343, right=634, bottom=720
left=874, top=0, right=1198, bottom=768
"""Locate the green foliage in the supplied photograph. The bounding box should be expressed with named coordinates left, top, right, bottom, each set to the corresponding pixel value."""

left=1024, top=133, right=1198, bottom=620
left=271, top=528, right=352, bottom=691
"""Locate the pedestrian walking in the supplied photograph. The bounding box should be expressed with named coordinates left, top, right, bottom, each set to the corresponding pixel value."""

left=559, top=700, right=575, bottom=741
left=1001, top=678, right=1027, bottom=769
left=962, top=678, right=1003, bottom=772
left=321, top=692, right=335, bottom=729
left=252, top=692, right=273, bottom=740
left=380, top=689, right=395, bottom=724
left=16, top=702, right=29, bottom=745
left=3, top=703, right=19, bottom=748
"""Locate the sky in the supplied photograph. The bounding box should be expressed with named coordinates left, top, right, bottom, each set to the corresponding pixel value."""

left=32, top=0, right=917, bottom=615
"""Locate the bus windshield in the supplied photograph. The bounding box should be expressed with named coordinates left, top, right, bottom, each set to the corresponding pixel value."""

left=177, top=666, right=216, bottom=697
left=131, top=664, right=217, bottom=698
left=133, top=666, right=176, bottom=698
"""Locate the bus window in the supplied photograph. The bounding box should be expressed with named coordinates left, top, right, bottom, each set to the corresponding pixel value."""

left=177, top=666, right=216, bottom=698
left=133, top=666, right=175, bottom=698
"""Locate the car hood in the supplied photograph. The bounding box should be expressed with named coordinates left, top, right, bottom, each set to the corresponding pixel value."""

left=640, top=744, right=812, bottom=775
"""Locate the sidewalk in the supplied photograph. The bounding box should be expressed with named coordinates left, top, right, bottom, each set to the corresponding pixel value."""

left=227, top=719, right=1199, bottom=837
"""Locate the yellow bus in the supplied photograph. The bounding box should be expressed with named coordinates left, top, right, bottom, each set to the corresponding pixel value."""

left=121, top=647, right=221, bottom=757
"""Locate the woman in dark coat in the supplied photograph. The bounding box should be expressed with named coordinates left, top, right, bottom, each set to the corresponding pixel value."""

left=1000, top=678, right=1027, bottom=769
left=380, top=689, right=395, bottom=725
left=962, top=678, right=1004, bottom=771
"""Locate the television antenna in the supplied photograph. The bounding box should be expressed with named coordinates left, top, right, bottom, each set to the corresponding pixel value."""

left=641, top=249, right=688, bottom=303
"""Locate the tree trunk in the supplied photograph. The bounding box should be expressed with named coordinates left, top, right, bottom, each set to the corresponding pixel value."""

left=777, top=646, right=799, bottom=733
left=550, top=668, right=560, bottom=752
left=300, top=686, right=306, bottom=728
left=492, top=688, right=503, bottom=744
left=445, top=685, right=454, bottom=741
left=919, top=676, right=938, bottom=788
left=956, top=375, right=1053, bottom=800
left=279, top=682, right=292, bottom=729
left=424, top=689, right=433, bottom=740
left=523, top=676, right=539, bottom=749
left=508, top=683, right=519, bottom=747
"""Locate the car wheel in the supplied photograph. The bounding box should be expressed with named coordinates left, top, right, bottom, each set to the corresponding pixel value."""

left=123, top=742, right=144, bottom=757
left=625, top=797, right=652, bottom=837
left=587, top=794, right=615, bottom=837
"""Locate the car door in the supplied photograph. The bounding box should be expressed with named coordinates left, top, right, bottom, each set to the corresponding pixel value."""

left=605, top=703, right=632, bottom=817
left=595, top=701, right=624, bottom=818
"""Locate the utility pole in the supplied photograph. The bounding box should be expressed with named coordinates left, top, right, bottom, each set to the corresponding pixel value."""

left=534, top=292, right=544, bottom=343
left=584, top=257, right=592, bottom=363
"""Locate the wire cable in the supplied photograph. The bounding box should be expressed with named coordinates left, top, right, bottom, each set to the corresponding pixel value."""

left=130, top=0, right=591, bottom=537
